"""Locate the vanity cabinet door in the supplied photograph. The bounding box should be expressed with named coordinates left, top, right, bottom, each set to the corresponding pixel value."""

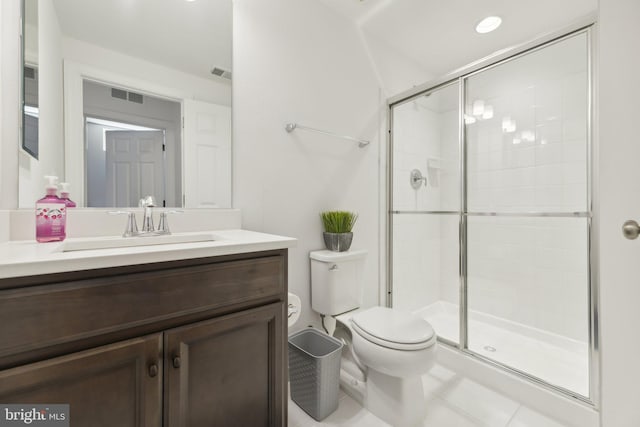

left=0, top=334, right=163, bottom=427
left=164, top=302, right=285, bottom=427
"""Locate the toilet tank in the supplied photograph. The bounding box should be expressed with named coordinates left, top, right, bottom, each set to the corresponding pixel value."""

left=310, top=249, right=367, bottom=316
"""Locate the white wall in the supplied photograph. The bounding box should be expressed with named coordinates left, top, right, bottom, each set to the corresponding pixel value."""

left=233, top=0, right=382, bottom=329
left=598, top=0, right=640, bottom=424
left=361, top=31, right=434, bottom=99
left=19, top=0, right=64, bottom=208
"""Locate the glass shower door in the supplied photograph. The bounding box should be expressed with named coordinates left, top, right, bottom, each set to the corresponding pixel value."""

left=390, top=82, right=461, bottom=345
left=464, top=31, right=591, bottom=397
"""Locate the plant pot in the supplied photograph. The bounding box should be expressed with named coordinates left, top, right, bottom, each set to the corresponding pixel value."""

left=323, top=232, right=353, bottom=252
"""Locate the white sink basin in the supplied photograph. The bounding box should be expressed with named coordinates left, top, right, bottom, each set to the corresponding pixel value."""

left=57, top=233, right=217, bottom=252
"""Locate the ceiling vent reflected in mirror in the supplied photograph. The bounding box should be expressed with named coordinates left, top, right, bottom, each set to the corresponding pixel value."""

left=110, top=88, right=144, bottom=104
left=24, top=66, right=39, bottom=107
left=24, top=66, right=36, bottom=80
left=128, top=92, right=144, bottom=104
left=111, top=88, right=127, bottom=100
left=211, top=67, right=232, bottom=80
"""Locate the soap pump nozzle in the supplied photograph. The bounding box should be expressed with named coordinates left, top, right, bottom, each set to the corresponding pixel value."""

left=60, top=182, right=71, bottom=195
left=44, top=175, right=59, bottom=196
left=59, top=182, right=77, bottom=207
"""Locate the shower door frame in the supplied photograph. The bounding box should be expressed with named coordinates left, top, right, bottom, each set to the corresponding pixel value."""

left=386, top=20, right=599, bottom=407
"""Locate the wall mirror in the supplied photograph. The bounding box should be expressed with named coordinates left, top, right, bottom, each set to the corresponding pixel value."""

left=20, top=0, right=232, bottom=209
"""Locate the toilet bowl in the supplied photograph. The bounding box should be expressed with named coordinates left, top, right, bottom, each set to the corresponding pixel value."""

left=310, top=247, right=437, bottom=427
left=335, top=307, right=437, bottom=426
left=349, top=307, right=437, bottom=377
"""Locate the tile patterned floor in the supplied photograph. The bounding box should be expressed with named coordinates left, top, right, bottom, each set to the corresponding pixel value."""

left=289, top=365, right=571, bottom=427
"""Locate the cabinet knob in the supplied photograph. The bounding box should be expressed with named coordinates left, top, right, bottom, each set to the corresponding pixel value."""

left=172, top=356, right=181, bottom=368
left=148, top=363, right=158, bottom=378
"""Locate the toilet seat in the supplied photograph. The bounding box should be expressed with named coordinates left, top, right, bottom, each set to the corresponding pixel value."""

left=351, top=307, right=436, bottom=351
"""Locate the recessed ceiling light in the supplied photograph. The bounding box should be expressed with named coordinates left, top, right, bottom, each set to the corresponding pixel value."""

left=476, top=16, right=502, bottom=34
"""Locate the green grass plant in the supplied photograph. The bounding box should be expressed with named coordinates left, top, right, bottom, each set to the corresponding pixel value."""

left=320, top=211, right=358, bottom=233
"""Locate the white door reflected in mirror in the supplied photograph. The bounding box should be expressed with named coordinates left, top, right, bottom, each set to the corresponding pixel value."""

left=183, top=100, right=232, bottom=209
left=105, top=130, right=165, bottom=208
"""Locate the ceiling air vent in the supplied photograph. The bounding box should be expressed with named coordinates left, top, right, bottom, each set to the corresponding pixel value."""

left=211, top=67, right=232, bottom=80
left=128, top=91, right=143, bottom=104
left=111, top=88, right=127, bottom=100
left=24, top=66, right=36, bottom=80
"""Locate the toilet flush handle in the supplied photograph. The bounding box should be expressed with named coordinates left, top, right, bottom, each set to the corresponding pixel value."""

left=329, top=264, right=339, bottom=271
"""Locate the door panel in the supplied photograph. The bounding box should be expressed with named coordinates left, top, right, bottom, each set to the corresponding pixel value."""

left=599, top=0, right=640, bottom=423
left=105, top=130, right=165, bottom=207
left=183, top=100, right=231, bottom=208
left=164, top=303, right=284, bottom=427
left=0, top=334, right=162, bottom=427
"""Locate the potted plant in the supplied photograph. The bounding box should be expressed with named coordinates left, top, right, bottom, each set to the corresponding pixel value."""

left=320, top=210, right=358, bottom=252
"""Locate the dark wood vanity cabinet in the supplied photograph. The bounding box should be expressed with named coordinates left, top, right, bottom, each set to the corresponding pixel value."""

left=0, top=334, right=163, bottom=426
left=0, top=249, right=288, bottom=427
left=164, top=303, right=284, bottom=426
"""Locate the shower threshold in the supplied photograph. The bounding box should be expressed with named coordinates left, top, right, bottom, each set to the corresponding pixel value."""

left=415, top=301, right=589, bottom=397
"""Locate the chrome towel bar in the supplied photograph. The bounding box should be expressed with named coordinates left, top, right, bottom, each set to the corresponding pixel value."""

left=285, top=122, right=370, bottom=148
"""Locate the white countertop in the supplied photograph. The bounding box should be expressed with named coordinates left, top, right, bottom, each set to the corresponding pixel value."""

left=0, top=229, right=296, bottom=279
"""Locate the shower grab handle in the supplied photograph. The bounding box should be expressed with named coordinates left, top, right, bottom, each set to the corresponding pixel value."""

left=623, top=220, right=640, bottom=240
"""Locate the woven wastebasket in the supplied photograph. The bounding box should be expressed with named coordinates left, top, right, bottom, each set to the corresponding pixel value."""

left=288, top=328, right=343, bottom=421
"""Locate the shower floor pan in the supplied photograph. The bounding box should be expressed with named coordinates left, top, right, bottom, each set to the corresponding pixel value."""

left=415, top=301, right=589, bottom=397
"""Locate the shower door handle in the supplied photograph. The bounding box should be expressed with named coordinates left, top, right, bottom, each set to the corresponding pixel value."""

left=622, top=220, right=640, bottom=240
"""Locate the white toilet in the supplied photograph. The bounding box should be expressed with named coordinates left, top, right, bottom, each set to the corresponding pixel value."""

left=310, top=249, right=437, bottom=427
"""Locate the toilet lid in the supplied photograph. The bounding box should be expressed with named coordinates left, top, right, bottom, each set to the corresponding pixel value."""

left=351, top=307, right=436, bottom=350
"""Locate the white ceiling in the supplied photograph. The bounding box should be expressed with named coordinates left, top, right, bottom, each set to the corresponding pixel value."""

left=50, top=0, right=596, bottom=86
left=52, top=0, right=232, bottom=80
left=319, top=0, right=597, bottom=78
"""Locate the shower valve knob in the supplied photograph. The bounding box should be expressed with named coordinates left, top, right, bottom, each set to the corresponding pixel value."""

left=410, top=169, right=427, bottom=189
left=622, top=220, right=640, bottom=240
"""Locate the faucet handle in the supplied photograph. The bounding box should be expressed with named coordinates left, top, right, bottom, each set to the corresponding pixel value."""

left=108, top=211, right=139, bottom=237
left=158, top=210, right=183, bottom=234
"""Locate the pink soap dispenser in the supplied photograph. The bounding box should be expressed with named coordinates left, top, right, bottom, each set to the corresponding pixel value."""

left=36, top=175, right=67, bottom=243
left=59, top=182, right=77, bottom=208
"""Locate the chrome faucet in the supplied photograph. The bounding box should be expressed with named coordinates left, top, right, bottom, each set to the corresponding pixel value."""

left=139, top=196, right=156, bottom=233
left=108, top=196, right=182, bottom=237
